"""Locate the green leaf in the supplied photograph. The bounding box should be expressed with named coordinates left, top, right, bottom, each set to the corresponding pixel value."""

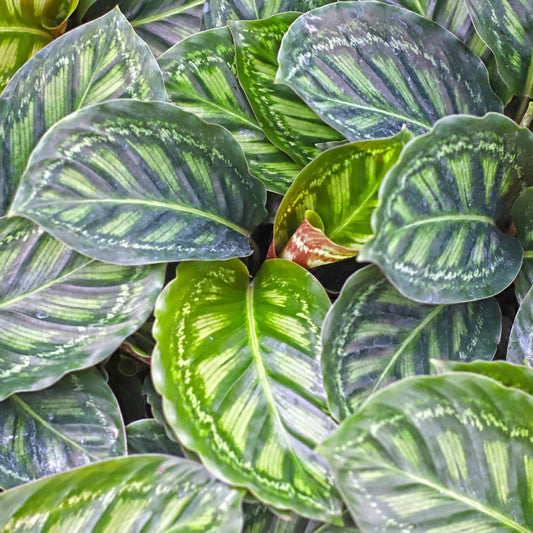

left=465, top=0, right=533, bottom=96
left=320, top=374, right=533, bottom=532
left=273, top=130, right=412, bottom=266
left=512, top=187, right=533, bottom=303
left=0, top=454, right=244, bottom=532
left=359, top=113, right=533, bottom=304
left=508, top=285, right=533, bottom=368
left=9, top=99, right=267, bottom=265
left=159, top=27, right=299, bottom=193
left=0, top=8, right=167, bottom=215
left=230, top=14, right=343, bottom=167
left=152, top=258, right=342, bottom=522
left=0, top=0, right=78, bottom=92
left=0, top=368, right=125, bottom=490
left=126, top=419, right=184, bottom=456
left=0, top=217, right=164, bottom=399
left=322, top=265, right=501, bottom=420
left=277, top=1, right=502, bottom=141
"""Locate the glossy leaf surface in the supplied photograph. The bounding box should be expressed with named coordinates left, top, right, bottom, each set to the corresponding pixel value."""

left=0, top=217, right=163, bottom=399
left=126, top=419, right=184, bottom=456
left=359, top=113, right=533, bottom=304
left=508, top=286, right=533, bottom=368
left=10, top=100, right=267, bottom=265
left=0, top=9, right=166, bottom=215
left=230, top=14, right=343, bottom=167
left=0, top=455, right=244, bottom=532
left=159, top=27, right=298, bottom=193
left=0, top=368, right=125, bottom=490
left=320, top=374, right=533, bottom=532
left=513, top=187, right=533, bottom=303
left=152, top=259, right=341, bottom=521
left=277, top=1, right=502, bottom=141
left=322, top=265, right=500, bottom=420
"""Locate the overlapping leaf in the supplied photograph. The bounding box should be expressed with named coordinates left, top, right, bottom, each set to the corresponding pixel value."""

left=320, top=374, right=533, bottom=532
left=277, top=1, right=502, bottom=141
left=0, top=8, right=166, bottom=215
left=322, top=265, right=501, bottom=420
left=152, top=259, right=342, bottom=521
left=159, top=27, right=298, bottom=193
left=0, top=455, right=244, bottom=532
left=0, top=368, right=125, bottom=490
left=0, top=217, right=164, bottom=399
left=359, top=113, right=533, bottom=304
left=9, top=100, right=267, bottom=265
left=512, top=187, right=533, bottom=303
left=508, top=286, right=533, bottom=368
left=126, top=419, right=184, bottom=456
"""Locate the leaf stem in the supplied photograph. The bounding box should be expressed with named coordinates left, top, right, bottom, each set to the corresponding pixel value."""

left=515, top=96, right=531, bottom=125
left=519, top=101, right=533, bottom=129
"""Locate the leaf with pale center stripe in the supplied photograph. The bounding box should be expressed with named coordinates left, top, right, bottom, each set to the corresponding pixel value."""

left=465, top=0, right=533, bottom=96
left=152, top=258, right=342, bottom=522
left=0, top=8, right=167, bottom=215
left=359, top=113, right=533, bottom=304
left=508, top=285, right=533, bottom=368
left=9, top=99, right=267, bottom=265
left=0, top=217, right=164, bottom=399
left=322, top=265, right=501, bottom=420
left=126, top=419, right=185, bottom=456
left=230, top=14, right=343, bottom=167
left=277, top=1, right=502, bottom=141
left=0, top=368, right=125, bottom=490
left=320, top=374, right=533, bottom=532
left=512, top=187, right=533, bottom=303
left=0, top=454, right=244, bottom=532
left=159, top=27, right=298, bottom=193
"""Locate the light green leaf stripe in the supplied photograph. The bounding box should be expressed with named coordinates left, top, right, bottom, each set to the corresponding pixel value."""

left=0, top=8, right=167, bottom=215
left=159, top=27, right=299, bottom=193
left=277, top=1, right=502, bottom=141
left=0, top=454, right=244, bottom=532
left=0, top=217, right=164, bottom=399
left=320, top=374, right=533, bottom=532
left=230, top=14, right=343, bottom=167
left=152, top=259, right=342, bottom=522
left=0, top=368, right=125, bottom=490
left=322, top=265, right=501, bottom=420
left=9, top=99, right=267, bottom=265
left=512, top=187, right=533, bottom=303
left=465, top=0, right=533, bottom=96
left=359, top=113, right=533, bottom=304
left=508, top=285, right=533, bottom=368
left=126, top=419, right=184, bottom=456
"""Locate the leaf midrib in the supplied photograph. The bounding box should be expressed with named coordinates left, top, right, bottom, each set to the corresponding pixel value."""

left=0, top=26, right=52, bottom=39
left=131, top=0, right=204, bottom=27
left=387, top=213, right=495, bottom=231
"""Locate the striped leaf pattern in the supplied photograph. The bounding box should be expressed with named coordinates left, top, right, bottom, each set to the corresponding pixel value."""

left=0, top=368, right=125, bottom=490
left=508, top=286, right=533, bottom=368
left=0, top=455, right=244, bottom=532
left=359, top=113, right=533, bottom=304
left=152, top=259, right=342, bottom=521
left=159, top=27, right=298, bottom=193
left=465, top=0, right=533, bottom=96
left=277, top=1, right=502, bottom=141
left=126, top=419, right=184, bottom=456
left=320, top=374, right=533, bottom=532
left=321, top=265, right=501, bottom=420
left=230, top=14, right=343, bottom=167
left=0, top=217, right=164, bottom=400
left=512, top=187, right=533, bottom=303
left=10, top=100, right=267, bottom=265
left=0, top=8, right=167, bottom=215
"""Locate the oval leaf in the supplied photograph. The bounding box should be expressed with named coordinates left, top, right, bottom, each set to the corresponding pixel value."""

left=0, top=368, right=125, bottom=490
left=277, top=1, right=502, bottom=141
left=359, top=113, right=533, bottom=304
left=508, top=285, right=533, bottom=368
left=126, top=419, right=184, bottom=456
left=152, top=258, right=342, bottom=521
left=0, top=217, right=164, bottom=399
left=9, top=100, right=267, bottom=265
left=0, top=454, right=244, bottom=532
left=512, top=187, right=533, bottom=303
left=320, top=374, right=533, bottom=532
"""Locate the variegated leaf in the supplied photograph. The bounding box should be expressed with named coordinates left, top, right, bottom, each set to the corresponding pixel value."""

left=230, top=14, right=343, bottom=167
left=9, top=100, right=267, bottom=265
left=273, top=130, right=412, bottom=266
left=359, top=113, right=533, bottom=304
left=152, top=259, right=342, bottom=521
left=508, top=285, right=533, bottom=368
left=321, top=265, right=501, bottom=420
left=465, top=0, right=533, bottom=96
left=320, top=374, right=533, bottom=532
left=126, top=419, right=184, bottom=456
left=277, top=1, right=502, bottom=141
left=0, top=454, right=244, bottom=532
left=512, top=187, right=533, bottom=303
left=0, top=8, right=167, bottom=215
left=0, top=368, right=125, bottom=490
left=0, top=217, right=164, bottom=399
left=159, top=27, right=298, bottom=193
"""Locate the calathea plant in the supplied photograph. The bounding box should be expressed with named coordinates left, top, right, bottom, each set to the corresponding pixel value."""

left=0, top=0, right=532, bottom=531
